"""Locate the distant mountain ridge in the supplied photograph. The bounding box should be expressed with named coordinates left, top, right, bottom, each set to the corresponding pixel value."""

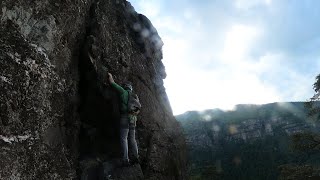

left=176, top=102, right=320, bottom=180
left=177, top=102, right=316, bottom=141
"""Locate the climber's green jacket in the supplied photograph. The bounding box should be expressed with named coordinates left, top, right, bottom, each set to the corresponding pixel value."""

left=111, top=82, right=138, bottom=127
left=111, top=82, right=129, bottom=114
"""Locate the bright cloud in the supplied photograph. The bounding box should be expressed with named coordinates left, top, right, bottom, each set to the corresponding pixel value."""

left=129, top=0, right=319, bottom=115
left=235, top=0, right=272, bottom=9
left=221, top=24, right=260, bottom=62
left=132, top=0, right=161, bottom=18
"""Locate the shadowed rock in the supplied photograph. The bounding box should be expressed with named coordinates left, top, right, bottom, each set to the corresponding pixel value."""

left=0, top=0, right=187, bottom=179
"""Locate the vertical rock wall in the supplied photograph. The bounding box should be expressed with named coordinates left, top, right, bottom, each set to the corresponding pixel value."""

left=0, top=0, right=187, bottom=179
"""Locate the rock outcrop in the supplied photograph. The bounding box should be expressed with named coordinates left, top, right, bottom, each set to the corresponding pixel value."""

left=177, top=102, right=319, bottom=179
left=178, top=102, right=315, bottom=147
left=0, top=0, right=187, bottom=179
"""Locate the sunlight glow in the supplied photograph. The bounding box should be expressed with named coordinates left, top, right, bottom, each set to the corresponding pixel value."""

left=202, top=114, right=212, bottom=121
left=221, top=24, right=260, bottom=61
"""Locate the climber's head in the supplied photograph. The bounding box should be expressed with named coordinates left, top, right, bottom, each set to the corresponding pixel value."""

left=122, top=82, right=133, bottom=92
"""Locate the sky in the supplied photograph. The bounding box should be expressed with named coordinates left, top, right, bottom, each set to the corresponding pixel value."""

left=129, top=0, right=320, bottom=115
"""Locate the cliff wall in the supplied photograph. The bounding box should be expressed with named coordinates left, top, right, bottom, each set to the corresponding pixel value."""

left=177, top=102, right=317, bottom=178
left=0, top=0, right=187, bottom=179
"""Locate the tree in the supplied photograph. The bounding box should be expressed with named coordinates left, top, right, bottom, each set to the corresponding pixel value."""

left=291, top=132, right=320, bottom=152
left=278, top=74, right=320, bottom=180
left=305, top=74, right=320, bottom=120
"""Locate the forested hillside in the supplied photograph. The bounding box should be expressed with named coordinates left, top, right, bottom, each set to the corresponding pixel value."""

left=177, top=102, right=320, bottom=180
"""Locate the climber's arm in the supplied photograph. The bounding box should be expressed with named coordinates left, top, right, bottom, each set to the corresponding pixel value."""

left=108, top=73, right=126, bottom=94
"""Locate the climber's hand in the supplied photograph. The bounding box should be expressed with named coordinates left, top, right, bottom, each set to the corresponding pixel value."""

left=108, top=73, right=114, bottom=83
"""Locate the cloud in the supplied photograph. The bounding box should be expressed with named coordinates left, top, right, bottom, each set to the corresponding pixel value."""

left=131, top=0, right=162, bottom=18
left=220, top=24, right=261, bottom=63
left=129, top=0, right=320, bottom=115
left=235, top=0, right=272, bottom=9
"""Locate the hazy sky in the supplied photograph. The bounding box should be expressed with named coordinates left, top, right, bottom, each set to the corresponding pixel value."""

left=129, top=0, right=320, bottom=115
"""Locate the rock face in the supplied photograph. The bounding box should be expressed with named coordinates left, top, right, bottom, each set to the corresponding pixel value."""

left=178, top=103, right=314, bottom=148
left=177, top=102, right=320, bottom=179
left=0, top=0, right=187, bottom=179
